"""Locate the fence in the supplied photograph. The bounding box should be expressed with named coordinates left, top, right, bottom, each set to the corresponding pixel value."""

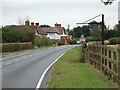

left=84, top=45, right=120, bottom=86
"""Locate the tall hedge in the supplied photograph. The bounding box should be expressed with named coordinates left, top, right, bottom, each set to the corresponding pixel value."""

left=2, top=42, right=34, bottom=52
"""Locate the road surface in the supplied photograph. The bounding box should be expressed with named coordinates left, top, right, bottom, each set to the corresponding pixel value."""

left=2, top=45, right=77, bottom=89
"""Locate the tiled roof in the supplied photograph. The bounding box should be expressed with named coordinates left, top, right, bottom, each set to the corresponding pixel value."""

left=7, top=25, right=36, bottom=31
left=37, top=27, right=68, bottom=35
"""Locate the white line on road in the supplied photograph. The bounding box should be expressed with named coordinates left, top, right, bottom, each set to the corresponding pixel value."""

left=4, top=62, right=12, bottom=66
left=35, top=53, right=65, bottom=89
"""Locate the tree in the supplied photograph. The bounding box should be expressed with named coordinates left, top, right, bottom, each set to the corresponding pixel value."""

left=81, top=25, right=90, bottom=37
left=21, top=27, right=35, bottom=43
left=104, top=29, right=115, bottom=40
left=113, top=23, right=120, bottom=37
left=2, top=26, right=35, bottom=43
left=90, top=28, right=102, bottom=41
left=72, top=25, right=90, bottom=38
left=2, top=27, right=25, bottom=43
left=88, top=21, right=106, bottom=30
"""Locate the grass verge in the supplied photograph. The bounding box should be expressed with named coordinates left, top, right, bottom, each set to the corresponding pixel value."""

left=48, top=46, right=117, bottom=88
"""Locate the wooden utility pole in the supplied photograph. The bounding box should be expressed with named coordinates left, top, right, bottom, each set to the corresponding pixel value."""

left=102, top=14, right=104, bottom=45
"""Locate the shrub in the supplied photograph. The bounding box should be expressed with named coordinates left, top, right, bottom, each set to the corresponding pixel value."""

left=108, top=37, right=120, bottom=45
left=33, top=36, right=55, bottom=47
left=86, top=36, right=96, bottom=42
left=67, top=39, right=77, bottom=45
left=56, top=40, right=64, bottom=46
left=2, top=42, right=33, bottom=52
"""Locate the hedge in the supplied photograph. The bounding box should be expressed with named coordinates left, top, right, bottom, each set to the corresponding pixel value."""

left=2, top=42, right=34, bottom=52
left=108, top=37, right=120, bottom=45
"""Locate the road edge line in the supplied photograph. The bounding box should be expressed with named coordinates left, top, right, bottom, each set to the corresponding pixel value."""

left=35, top=52, right=65, bottom=89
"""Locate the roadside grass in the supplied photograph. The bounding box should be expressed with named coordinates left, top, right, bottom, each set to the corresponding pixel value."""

left=48, top=46, right=117, bottom=88
left=0, top=45, right=53, bottom=58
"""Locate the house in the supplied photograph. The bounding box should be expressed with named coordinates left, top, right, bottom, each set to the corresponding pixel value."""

left=36, top=23, right=70, bottom=40
left=7, top=20, right=72, bottom=40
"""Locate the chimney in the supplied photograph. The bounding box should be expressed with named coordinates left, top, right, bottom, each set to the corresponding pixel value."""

left=31, top=22, right=34, bottom=26
left=55, top=23, right=61, bottom=27
left=36, top=23, right=39, bottom=26
left=35, top=23, right=39, bottom=29
left=25, top=20, right=30, bottom=26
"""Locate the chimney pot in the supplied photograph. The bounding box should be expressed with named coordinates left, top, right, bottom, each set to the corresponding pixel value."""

left=36, top=23, right=39, bottom=26
left=25, top=20, right=30, bottom=26
left=31, top=22, right=34, bottom=26
left=55, top=23, right=61, bottom=27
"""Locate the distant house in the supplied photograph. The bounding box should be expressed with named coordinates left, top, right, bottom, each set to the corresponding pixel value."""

left=36, top=23, right=71, bottom=40
left=7, top=20, right=72, bottom=40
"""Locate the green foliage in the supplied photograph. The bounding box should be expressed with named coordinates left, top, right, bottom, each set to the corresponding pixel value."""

left=108, top=37, right=120, bottom=45
left=67, top=39, right=77, bottom=45
left=88, top=21, right=106, bottom=30
left=34, top=36, right=55, bottom=47
left=113, top=23, right=120, bottom=37
left=104, top=29, right=115, bottom=40
left=2, top=27, right=25, bottom=43
left=20, top=29, right=35, bottom=43
left=86, top=36, right=96, bottom=42
left=2, top=26, right=35, bottom=43
left=90, top=28, right=101, bottom=41
left=2, top=42, right=33, bottom=52
left=56, top=40, right=64, bottom=46
left=72, top=26, right=90, bottom=38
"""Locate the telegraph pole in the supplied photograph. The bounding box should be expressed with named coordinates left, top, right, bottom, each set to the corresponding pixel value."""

left=102, top=14, right=104, bottom=45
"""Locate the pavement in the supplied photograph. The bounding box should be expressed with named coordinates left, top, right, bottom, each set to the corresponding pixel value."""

left=2, top=45, right=78, bottom=89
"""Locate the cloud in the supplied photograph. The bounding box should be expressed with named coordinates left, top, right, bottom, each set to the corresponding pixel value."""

left=1, top=1, right=118, bottom=29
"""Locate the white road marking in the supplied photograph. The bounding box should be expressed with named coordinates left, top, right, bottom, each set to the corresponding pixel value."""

left=4, top=62, right=12, bottom=66
left=35, top=53, right=65, bottom=89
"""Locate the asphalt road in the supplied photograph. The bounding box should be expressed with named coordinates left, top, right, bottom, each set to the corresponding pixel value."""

left=2, top=45, right=77, bottom=88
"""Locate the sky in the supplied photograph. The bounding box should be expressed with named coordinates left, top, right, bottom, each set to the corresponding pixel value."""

left=0, top=0, right=119, bottom=29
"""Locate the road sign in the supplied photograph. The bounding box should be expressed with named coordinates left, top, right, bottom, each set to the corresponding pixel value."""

left=80, top=34, right=86, bottom=42
left=80, top=34, right=85, bottom=39
left=80, top=39, right=86, bottom=41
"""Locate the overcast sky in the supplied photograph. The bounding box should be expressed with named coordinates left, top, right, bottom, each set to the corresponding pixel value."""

left=0, top=0, right=119, bottom=29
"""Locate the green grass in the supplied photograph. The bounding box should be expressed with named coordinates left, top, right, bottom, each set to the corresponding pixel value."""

left=48, top=46, right=117, bottom=88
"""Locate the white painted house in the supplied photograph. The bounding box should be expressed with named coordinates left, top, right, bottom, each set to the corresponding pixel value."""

left=36, top=23, right=69, bottom=40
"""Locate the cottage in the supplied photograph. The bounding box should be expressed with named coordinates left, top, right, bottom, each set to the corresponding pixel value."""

left=36, top=23, right=70, bottom=40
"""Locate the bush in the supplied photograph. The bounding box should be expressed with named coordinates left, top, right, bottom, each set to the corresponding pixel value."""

left=34, top=36, right=55, bottom=47
left=67, top=39, right=77, bottom=45
left=56, top=40, right=64, bottom=46
left=108, top=37, right=120, bottom=45
left=2, top=42, right=33, bottom=52
left=86, top=36, right=96, bottom=42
